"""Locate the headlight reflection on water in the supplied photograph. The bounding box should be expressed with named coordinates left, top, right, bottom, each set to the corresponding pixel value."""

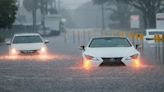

left=83, top=60, right=92, bottom=70
left=134, top=59, right=140, bottom=68
left=131, top=59, right=155, bottom=69
left=0, top=53, right=73, bottom=61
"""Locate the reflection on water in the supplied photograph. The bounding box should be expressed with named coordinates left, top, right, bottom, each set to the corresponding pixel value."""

left=0, top=54, right=76, bottom=61
left=154, top=44, right=164, bottom=65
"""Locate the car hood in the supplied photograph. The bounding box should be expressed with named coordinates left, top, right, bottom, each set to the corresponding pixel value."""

left=11, top=43, right=44, bottom=51
left=84, top=47, right=139, bottom=58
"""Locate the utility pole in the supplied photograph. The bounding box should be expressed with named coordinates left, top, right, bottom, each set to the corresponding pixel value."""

left=101, top=3, right=105, bottom=31
left=33, top=0, right=37, bottom=32
left=41, top=0, right=46, bottom=35
left=58, top=0, right=61, bottom=14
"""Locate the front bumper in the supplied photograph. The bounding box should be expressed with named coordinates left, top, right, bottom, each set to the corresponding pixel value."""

left=9, top=49, right=47, bottom=55
left=83, top=57, right=139, bottom=67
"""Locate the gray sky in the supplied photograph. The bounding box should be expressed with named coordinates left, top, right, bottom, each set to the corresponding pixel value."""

left=19, top=0, right=91, bottom=10
left=62, top=0, right=91, bottom=9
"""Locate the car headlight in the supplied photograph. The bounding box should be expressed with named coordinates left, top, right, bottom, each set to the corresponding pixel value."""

left=40, top=47, right=47, bottom=53
left=84, top=55, right=94, bottom=60
left=11, top=48, right=17, bottom=55
left=130, top=54, right=139, bottom=59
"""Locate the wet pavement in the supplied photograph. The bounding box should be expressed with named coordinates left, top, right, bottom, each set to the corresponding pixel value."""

left=0, top=31, right=164, bottom=92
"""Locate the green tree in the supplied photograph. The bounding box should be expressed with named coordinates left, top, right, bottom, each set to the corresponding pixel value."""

left=118, top=0, right=164, bottom=29
left=93, top=0, right=131, bottom=29
left=0, top=0, right=17, bottom=29
left=93, top=0, right=164, bottom=29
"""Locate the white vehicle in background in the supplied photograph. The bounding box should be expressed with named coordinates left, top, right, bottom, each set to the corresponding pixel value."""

left=80, top=37, right=141, bottom=68
left=145, top=29, right=164, bottom=40
left=144, top=29, right=164, bottom=43
left=39, top=15, right=61, bottom=36
left=6, top=33, right=49, bottom=55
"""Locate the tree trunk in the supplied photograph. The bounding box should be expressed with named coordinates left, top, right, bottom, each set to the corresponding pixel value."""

left=143, top=12, right=147, bottom=29
left=117, top=2, right=130, bottom=29
left=142, top=6, right=156, bottom=29
left=147, top=11, right=156, bottom=28
left=143, top=11, right=156, bottom=29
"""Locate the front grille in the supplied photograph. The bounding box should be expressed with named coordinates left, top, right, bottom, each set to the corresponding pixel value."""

left=20, top=50, right=38, bottom=55
left=100, top=57, right=125, bottom=66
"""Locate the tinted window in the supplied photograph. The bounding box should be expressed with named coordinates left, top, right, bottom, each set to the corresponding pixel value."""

left=13, top=35, right=43, bottom=44
left=149, top=31, right=164, bottom=35
left=89, top=38, right=131, bottom=47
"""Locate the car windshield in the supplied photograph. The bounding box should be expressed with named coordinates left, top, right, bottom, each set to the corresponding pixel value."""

left=89, top=38, right=131, bottom=47
left=149, top=31, right=164, bottom=35
left=13, top=35, right=43, bottom=44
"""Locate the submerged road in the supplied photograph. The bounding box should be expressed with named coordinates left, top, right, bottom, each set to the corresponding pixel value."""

left=0, top=32, right=164, bottom=92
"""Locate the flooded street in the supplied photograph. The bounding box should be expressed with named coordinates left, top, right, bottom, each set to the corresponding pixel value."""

left=0, top=31, right=164, bottom=92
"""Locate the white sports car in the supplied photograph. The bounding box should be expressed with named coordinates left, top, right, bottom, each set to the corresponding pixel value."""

left=80, top=37, right=141, bottom=68
left=6, top=33, right=49, bottom=55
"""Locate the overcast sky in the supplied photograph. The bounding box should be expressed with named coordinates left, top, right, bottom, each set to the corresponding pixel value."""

left=62, top=0, right=91, bottom=9
left=19, top=0, right=91, bottom=10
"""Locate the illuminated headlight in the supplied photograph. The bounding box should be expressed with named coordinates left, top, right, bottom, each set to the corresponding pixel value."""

left=84, top=55, right=99, bottom=61
left=124, top=54, right=139, bottom=61
left=130, top=54, right=139, bottom=59
left=39, top=47, right=47, bottom=54
left=10, top=48, right=17, bottom=55
left=84, top=55, right=94, bottom=61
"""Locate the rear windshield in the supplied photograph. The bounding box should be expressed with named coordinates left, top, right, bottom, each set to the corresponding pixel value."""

left=89, top=38, right=131, bottom=47
left=13, top=35, right=43, bottom=44
left=149, top=31, right=164, bottom=35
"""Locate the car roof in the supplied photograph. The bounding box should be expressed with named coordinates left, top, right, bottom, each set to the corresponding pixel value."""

left=14, top=33, right=41, bottom=36
left=91, top=36, right=127, bottom=39
left=146, top=29, right=164, bottom=32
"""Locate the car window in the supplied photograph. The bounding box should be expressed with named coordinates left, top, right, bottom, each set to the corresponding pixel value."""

left=89, top=38, right=131, bottom=47
left=149, top=31, right=164, bottom=35
left=13, top=35, right=43, bottom=44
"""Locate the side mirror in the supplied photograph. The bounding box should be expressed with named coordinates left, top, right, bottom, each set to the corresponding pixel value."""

left=6, top=41, right=11, bottom=45
left=79, top=45, right=85, bottom=51
left=45, top=40, right=49, bottom=44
